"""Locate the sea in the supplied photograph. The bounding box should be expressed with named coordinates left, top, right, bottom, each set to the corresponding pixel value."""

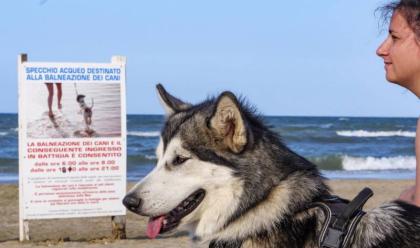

left=0, top=114, right=417, bottom=183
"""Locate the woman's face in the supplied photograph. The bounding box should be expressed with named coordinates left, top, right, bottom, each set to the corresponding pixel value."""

left=376, top=10, right=420, bottom=90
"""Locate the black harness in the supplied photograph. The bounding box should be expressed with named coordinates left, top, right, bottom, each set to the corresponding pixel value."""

left=311, top=187, right=374, bottom=248
left=209, top=188, right=374, bottom=248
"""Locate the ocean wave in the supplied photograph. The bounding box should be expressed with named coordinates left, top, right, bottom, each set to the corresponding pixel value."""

left=320, top=124, right=333, bottom=129
left=0, top=158, right=18, bottom=174
left=310, top=155, right=343, bottom=170
left=310, top=155, right=416, bottom=171
left=336, top=130, right=415, bottom=138
left=0, top=132, right=8, bottom=136
left=284, top=123, right=333, bottom=129
left=342, top=156, right=415, bottom=171
left=127, top=131, right=160, bottom=137
left=127, top=154, right=157, bottom=164
left=0, top=174, right=18, bottom=183
left=145, top=155, right=157, bottom=160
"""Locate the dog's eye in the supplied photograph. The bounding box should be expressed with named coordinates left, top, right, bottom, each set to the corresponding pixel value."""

left=172, top=155, right=189, bottom=166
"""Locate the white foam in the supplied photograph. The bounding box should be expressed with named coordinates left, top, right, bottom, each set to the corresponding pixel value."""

left=145, top=155, right=157, bottom=160
left=342, top=156, right=416, bottom=171
left=336, top=130, right=415, bottom=138
left=0, top=175, right=18, bottom=182
left=321, top=123, right=333, bottom=128
left=0, top=132, right=8, bottom=136
left=127, top=131, right=160, bottom=137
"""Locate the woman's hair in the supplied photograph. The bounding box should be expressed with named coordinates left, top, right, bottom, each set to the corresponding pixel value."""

left=377, top=0, right=420, bottom=38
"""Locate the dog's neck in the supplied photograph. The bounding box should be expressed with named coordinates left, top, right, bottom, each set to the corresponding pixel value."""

left=78, top=101, right=87, bottom=108
left=195, top=170, right=327, bottom=247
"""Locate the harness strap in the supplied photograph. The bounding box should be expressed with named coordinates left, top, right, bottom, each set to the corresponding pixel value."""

left=314, top=187, right=373, bottom=248
left=332, top=187, right=373, bottom=231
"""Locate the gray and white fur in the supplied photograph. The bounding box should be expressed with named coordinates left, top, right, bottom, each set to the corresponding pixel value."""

left=124, top=84, right=420, bottom=248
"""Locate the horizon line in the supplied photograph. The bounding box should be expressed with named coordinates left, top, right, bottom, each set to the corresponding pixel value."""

left=0, top=112, right=416, bottom=119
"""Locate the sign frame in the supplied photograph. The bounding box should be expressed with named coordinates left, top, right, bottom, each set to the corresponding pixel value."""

left=17, top=54, right=127, bottom=241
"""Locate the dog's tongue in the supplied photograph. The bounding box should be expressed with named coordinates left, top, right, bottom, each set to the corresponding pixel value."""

left=147, top=216, right=165, bottom=239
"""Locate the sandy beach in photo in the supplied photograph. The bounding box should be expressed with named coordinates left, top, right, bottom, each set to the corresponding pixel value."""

left=0, top=180, right=414, bottom=248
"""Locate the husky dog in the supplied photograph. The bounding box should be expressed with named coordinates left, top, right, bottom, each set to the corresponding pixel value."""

left=76, top=94, right=94, bottom=131
left=123, top=84, right=420, bottom=248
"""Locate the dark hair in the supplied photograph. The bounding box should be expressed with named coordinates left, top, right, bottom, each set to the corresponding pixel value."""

left=377, top=0, right=420, bottom=38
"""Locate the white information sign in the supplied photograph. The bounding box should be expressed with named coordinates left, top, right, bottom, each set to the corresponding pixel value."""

left=18, top=55, right=127, bottom=237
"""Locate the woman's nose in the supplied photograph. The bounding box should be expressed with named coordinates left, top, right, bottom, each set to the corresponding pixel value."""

left=376, top=36, right=390, bottom=58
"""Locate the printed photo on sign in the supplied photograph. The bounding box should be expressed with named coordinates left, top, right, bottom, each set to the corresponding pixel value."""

left=25, top=83, right=121, bottom=139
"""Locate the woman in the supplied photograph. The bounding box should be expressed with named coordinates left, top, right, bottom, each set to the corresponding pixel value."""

left=376, top=0, right=420, bottom=206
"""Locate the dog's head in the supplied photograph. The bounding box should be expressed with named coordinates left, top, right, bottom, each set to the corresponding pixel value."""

left=123, top=84, right=324, bottom=241
left=76, top=94, right=86, bottom=103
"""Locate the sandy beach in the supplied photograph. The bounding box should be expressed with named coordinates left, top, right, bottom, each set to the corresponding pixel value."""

left=0, top=180, right=414, bottom=247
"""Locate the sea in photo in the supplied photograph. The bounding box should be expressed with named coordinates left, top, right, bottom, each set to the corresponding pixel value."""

left=0, top=114, right=416, bottom=183
left=24, top=83, right=122, bottom=139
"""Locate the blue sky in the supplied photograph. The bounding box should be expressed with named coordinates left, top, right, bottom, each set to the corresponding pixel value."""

left=1, top=0, right=418, bottom=117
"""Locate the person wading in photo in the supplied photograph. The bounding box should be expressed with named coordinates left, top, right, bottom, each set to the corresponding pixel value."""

left=45, top=82, right=62, bottom=119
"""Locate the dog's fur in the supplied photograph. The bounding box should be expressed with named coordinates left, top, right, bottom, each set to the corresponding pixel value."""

left=125, top=84, right=420, bottom=248
left=76, top=94, right=94, bottom=131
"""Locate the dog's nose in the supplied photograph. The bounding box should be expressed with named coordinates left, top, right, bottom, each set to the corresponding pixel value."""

left=122, top=194, right=142, bottom=212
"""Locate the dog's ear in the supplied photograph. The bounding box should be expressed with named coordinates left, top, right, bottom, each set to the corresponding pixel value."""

left=209, top=92, right=248, bottom=153
left=156, top=84, right=191, bottom=116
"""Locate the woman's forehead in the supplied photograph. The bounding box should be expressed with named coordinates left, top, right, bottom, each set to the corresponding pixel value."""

left=390, top=11, right=413, bottom=34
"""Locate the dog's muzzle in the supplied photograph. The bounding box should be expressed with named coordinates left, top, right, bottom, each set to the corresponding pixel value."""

left=122, top=193, right=142, bottom=213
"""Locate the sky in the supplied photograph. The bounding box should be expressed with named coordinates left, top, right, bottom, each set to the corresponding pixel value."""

left=1, top=0, right=419, bottom=117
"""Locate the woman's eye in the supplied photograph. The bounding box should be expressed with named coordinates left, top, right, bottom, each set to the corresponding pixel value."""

left=391, top=34, right=399, bottom=40
left=172, top=155, right=189, bottom=166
